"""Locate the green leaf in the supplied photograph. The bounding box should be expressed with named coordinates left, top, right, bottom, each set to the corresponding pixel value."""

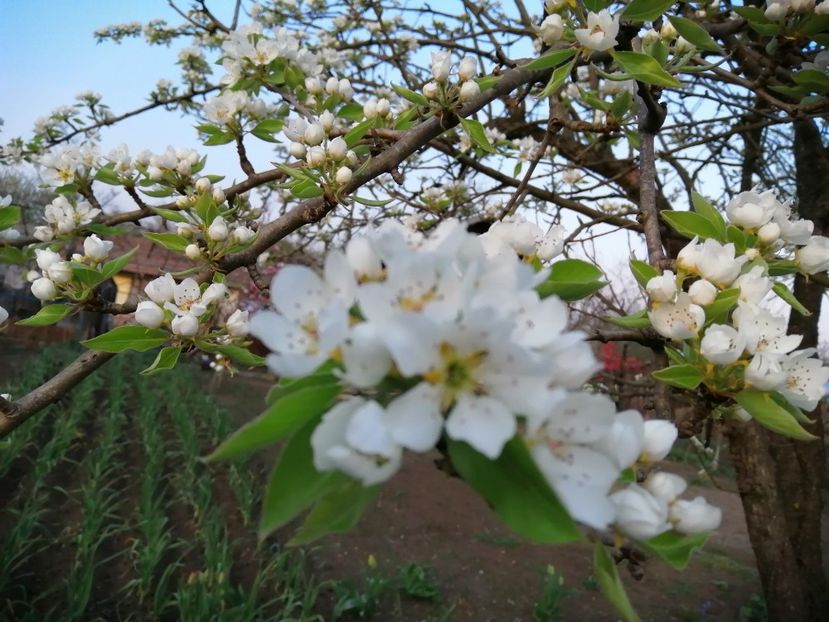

left=334, top=102, right=363, bottom=122
left=733, top=7, right=779, bottom=36
left=536, top=258, right=606, bottom=301
left=593, top=543, right=642, bottom=622
left=392, top=84, right=429, bottom=106
left=767, top=259, right=800, bottom=277
left=70, top=263, right=105, bottom=287
left=691, top=192, right=727, bottom=239
left=605, top=309, right=651, bottom=329
left=86, top=223, right=129, bottom=236
left=610, top=90, right=633, bottom=120
left=16, top=304, right=73, bottom=326
left=203, top=130, right=236, bottom=146
left=661, top=210, right=722, bottom=241
left=459, top=118, right=495, bottom=154
left=150, top=207, right=190, bottom=223
left=101, top=246, right=137, bottom=280
left=266, top=363, right=340, bottom=405
left=140, top=346, right=181, bottom=375
left=144, top=232, right=189, bottom=252
left=476, top=75, right=500, bottom=91
left=0, top=247, right=26, bottom=265
left=344, top=119, right=374, bottom=148
left=704, top=288, right=740, bottom=324
left=664, top=345, right=686, bottom=365
left=539, top=59, right=576, bottom=98
left=290, top=478, right=379, bottom=546
left=353, top=196, right=392, bottom=207
left=611, top=51, right=681, bottom=88
left=0, top=205, right=21, bottom=230
left=83, top=325, right=169, bottom=353
left=207, top=384, right=342, bottom=462
left=94, top=165, right=122, bottom=186
left=252, top=118, right=284, bottom=134
left=772, top=282, right=812, bottom=316
left=640, top=531, right=709, bottom=570
left=212, top=343, right=266, bottom=367
left=524, top=48, right=577, bottom=72
left=630, top=259, right=658, bottom=289
left=192, top=192, right=219, bottom=228
left=652, top=364, right=702, bottom=390
left=667, top=16, right=722, bottom=53
left=258, top=416, right=351, bottom=538
left=734, top=389, right=818, bottom=441
left=725, top=225, right=747, bottom=254
left=448, top=438, right=581, bottom=544
left=584, top=0, right=613, bottom=11
left=770, top=392, right=814, bottom=425
left=622, top=0, right=675, bottom=22
left=291, top=179, right=323, bottom=199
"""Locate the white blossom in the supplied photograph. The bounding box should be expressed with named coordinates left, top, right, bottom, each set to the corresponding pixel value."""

left=31, top=277, right=58, bottom=301
left=84, top=234, right=113, bottom=261
left=701, top=324, right=746, bottom=365
left=574, top=10, right=620, bottom=52
left=646, top=271, right=677, bottom=303
left=688, top=279, right=717, bottom=306
left=226, top=309, right=250, bottom=337
left=670, top=497, right=722, bottom=534
left=648, top=293, right=705, bottom=340
left=135, top=300, right=165, bottom=328
left=640, top=420, right=678, bottom=462
left=796, top=235, right=829, bottom=274
left=610, top=485, right=671, bottom=540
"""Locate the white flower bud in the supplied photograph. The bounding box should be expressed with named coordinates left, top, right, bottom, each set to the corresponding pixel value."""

left=335, top=166, right=353, bottom=184
left=796, top=235, right=829, bottom=274
left=674, top=36, right=695, bottom=54
left=757, top=222, right=781, bottom=245
left=195, top=177, right=212, bottom=193
left=0, top=306, right=7, bottom=325
left=145, top=273, right=176, bottom=304
left=84, top=234, right=113, bottom=261
left=422, top=81, right=439, bottom=100
left=201, top=282, right=227, bottom=305
left=325, top=76, right=339, bottom=94
left=256, top=251, right=270, bottom=267
left=327, top=137, right=348, bottom=161
left=458, top=56, right=477, bottom=82
left=338, top=78, right=353, bottom=100
left=305, top=76, right=323, bottom=94
left=46, top=261, right=72, bottom=284
left=644, top=472, right=688, bottom=504
left=363, top=100, right=378, bottom=119
left=764, top=2, right=788, bottom=20
left=207, top=216, right=229, bottom=241
left=670, top=496, right=722, bottom=534
left=539, top=14, right=564, bottom=45
left=431, top=50, right=451, bottom=82
left=35, top=248, right=62, bottom=271
left=346, top=150, right=359, bottom=166
left=745, top=248, right=760, bottom=260
left=289, top=142, right=307, bottom=159
left=171, top=313, right=199, bottom=336
left=459, top=80, right=481, bottom=101
left=26, top=270, right=40, bottom=282
left=31, top=277, right=57, bottom=301
left=610, top=485, right=670, bottom=541
left=177, top=223, right=195, bottom=238
left=231, top=226, right=256, bottom=244
left=135, top=300, right=165, bottom=328
left=645, top=270, right=677, bottom=303
left=176, top=195, right=190, bottom=208
left=375, top=98, right=391, bottom=117
left=304, top=123, right=325, bottom=146
left=185, top=243, right=202, bottom=260
left=213, top=187, right=226, bottom=204
left=319, top=110, right=335, bottom=132
left=33, top=226, right=54, bottom=242
left=688, top=279, right=718, bottom=306
left=700, top=324, right=745, bottom=365
left=641, top=420, right=678, bottom=462
left=147, top=166, right=164, bottom=181
left=226, top=309, right=250, bottom=337
left=71, top=253, right=83, bottom=262
left=660, top=20, right=678, bottom=40
left=306, top=146, right=326, bottom=167
left=642, top=28, right=660, bottom=46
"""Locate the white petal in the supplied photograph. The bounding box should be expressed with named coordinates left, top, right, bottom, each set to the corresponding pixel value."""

left=386, top=383, right=444, bottom=452
left=271, top=265, right=328, bottom=322
left=345, top=401, right=398, bottom=457
left=540, top=392, right=617, bottom=444
left=311, top=399, right=362, bottom=472
left=174, top=278, right=200, bottom=306
left=339, top=322, right=392, bottom=388
left=445, top=394, right=516, bottom=459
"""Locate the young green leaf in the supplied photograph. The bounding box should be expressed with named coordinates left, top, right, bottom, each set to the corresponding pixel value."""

left=771, top=282, right=812, bottom=316
left=593, top=542, right=642, bottom=622
left=392, top=84, right=429, bottom=106
left=667, top=16, right=722, bottom=53
left=289, top=479, right=379, bottom=545
left=734, top=389, right=818, bottom=441
left=704, top=288, right=740, bottom=324
left=101, top=246, right=137, bottom=280
left=459, top=118, right=495, bottom=153
left=605, top=310, right=651, bottom=329
left=622, top=0, right=675, bottom=22
left=144, top=232, right=190, bottom=252
left=16, top=303, right=73, bottom=327
left=640, top=531, right=710, bottom=570
left=140, top=345, right=181, bottom=375
left=82, top=325, right=169, bottom=353
left=524, top=48, right=577, bottom=72
left=652, top=364, right=703, bottom=390
left=539, top=59, right=576, bottom=97
left=690, top=191, right=727, bottom=238
left=661, top=210, right=723, bottom=241
left=536, top=258, right=607, bottom=301
left=611, top=51, right=682, bottom=88
left=0, top=205, right=21, bottom=230
left=630, top=259, right=658, bottom=288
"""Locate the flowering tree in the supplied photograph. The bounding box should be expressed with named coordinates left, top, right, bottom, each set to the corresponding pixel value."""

left=2, top=1, right=829, bottom=619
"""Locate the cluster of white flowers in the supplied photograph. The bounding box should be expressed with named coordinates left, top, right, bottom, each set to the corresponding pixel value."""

left=765, top=0, right=823, bottom=21
left=135, top=145, right=203, bottom=184
left=513, top=135, right=553, bottom=161
left=249, top=219, right=720, bottom=537
left=220, top=24, right=323, bottom=85
left=136, top=273, right=249, bottom=339
left=28, top=235, right=113, bottom=301
left=38, top=144, right=100, bottom=188
left=479, top=217, right=566, bottom=261
left=33, top=196, right=101, bottom=242
left=423, top=53, right=481, bottom=103
left=646, top=189, right=829, bottom=411
left=283, top=112, right=359, bottom=185
left=202, top=91, right=270, bottom=130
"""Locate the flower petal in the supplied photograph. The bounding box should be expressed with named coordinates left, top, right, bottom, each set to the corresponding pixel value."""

left=386, top=383, right=444, bottom=452
left=445, top=394, right=516, bottom=459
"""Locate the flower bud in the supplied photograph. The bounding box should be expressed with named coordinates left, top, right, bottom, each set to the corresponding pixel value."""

left=539, top=14, right=564, bottom=45
left=304, top=123, right=325, bottom=146
left=289, top=142, right=307, bottom=159
left=644, top=472, right=687, bottom=504
left=640, top=420, right=678, bottom=462
left=674, top=36, right=695, bottom=54
left=325, top=76, right=339, bottom=94
left=306, top=146, right=326, bottom=167
left=327, top=137, right=348, bottom=161
left=758, top=221, right=781, bottom=244
left=642, top=28, right=660, bottom=46
left=459, top=80, right=481, bottom=102
left=346, top=150, right=359, bottom=166
left=0, top=306, right=7, bottom=326
left=26, top=270, right=40, bottom=282
left=335, top=166, right=353, bottom=184
left=46, top=261, right=72, bottom=284
left=147, top=166, right=164, bottom=181
left=226, top=309, right=250, bottom=337
left=363, top=99, right=378, bottom=119
left=458, top=56, right=477, bottom=82
left=660, top=21, right=678, bottom=40
left=201, top=282, right=228, bottom=306
left=33, top=226, right=54, bottom=242
left=338, top=79, right=353, bottom=100
left=745, top=247, right=760, bottom=260
left=610, top=485, right=670, bottom=541
left=31, top=277, right=57, bottom=301
left=688, top=278, right=717, bottom=306
left=319, top=110, right=335, bottom=132
left=177, top=223, right=195, bottom=238
left=670, top=496, right=722, bottom=534
left=185, top=243, right=202, bottom=260
left=145, top=273, right=176, bottom=304
left=36, top=248, right=62, bottom=272
left=645, top=271, right=677, bottom=303
left=431, top=50, right=451, bottom=82
left=135, top=300, right=165, bottom=328
left=231, top=226, right=255, bottom=244
left=305, top=76, right=323, bottom=94
left=422, top=81, right=439, bottom=100
left=171, top=313, right=199, bottom=336
left=84, top=234, right=113, bottom=261
left=375, top=98, right=391, bottom=117
left=796, top=235, right=829, bottom=274
left=195, top=177, right=212, bottom=193
left=207, top=216, right=229, bottom=241
left=176, top=195, right=190, bottom=208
